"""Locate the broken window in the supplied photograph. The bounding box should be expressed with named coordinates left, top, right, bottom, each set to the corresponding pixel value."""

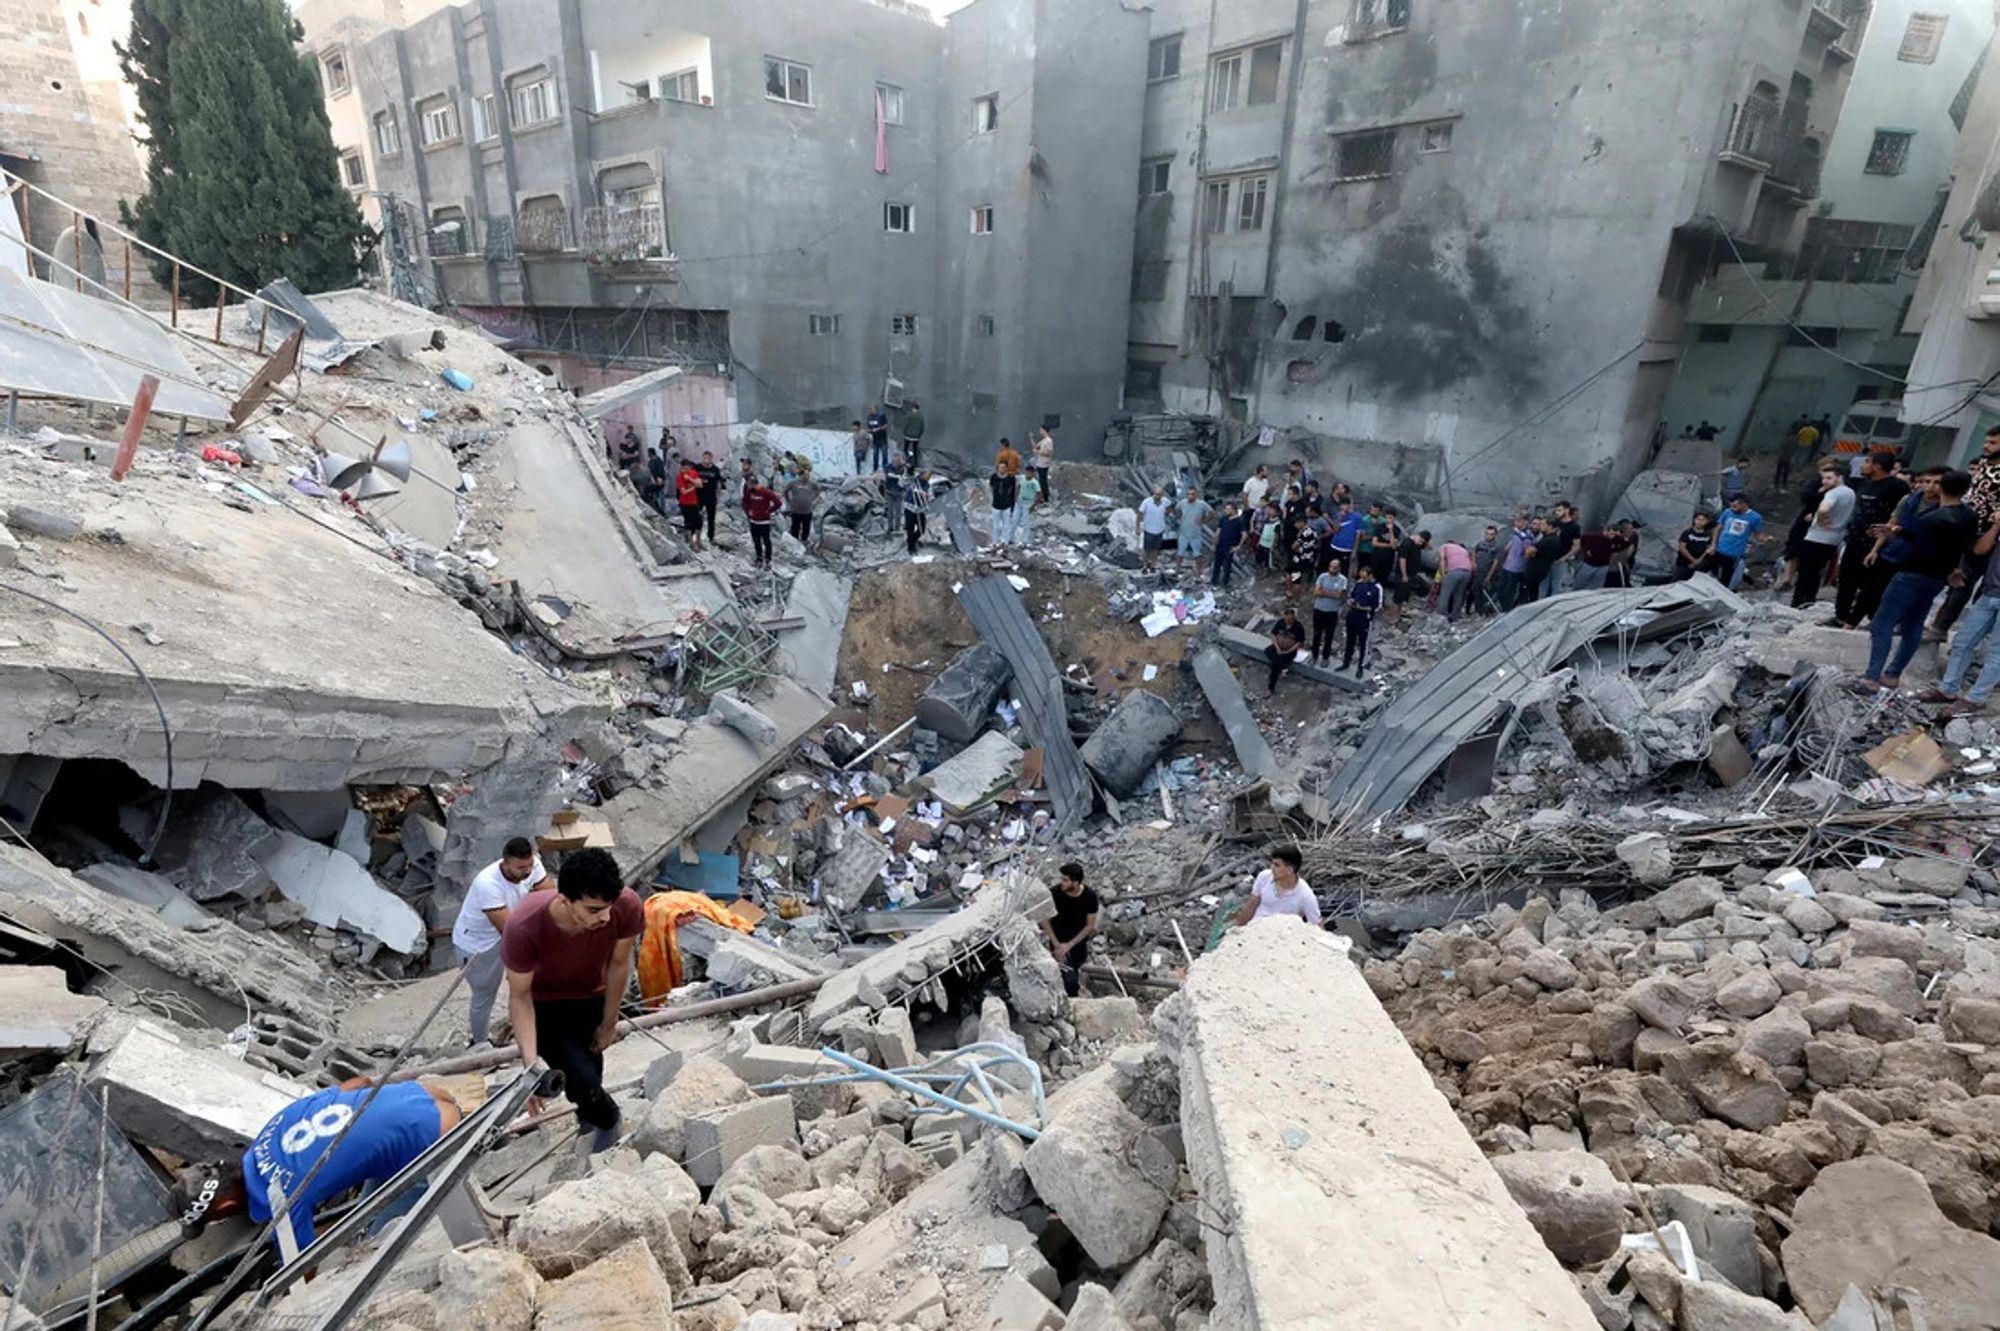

left=339, top=151, right=366, bottom=190
left=1899, top=12, right=1947, bottom=63
left=891, top=313, right=919, bottom=336
left=1124, top=360, right=1163, bottom=406
left=1419, top=121, right=1453, bottom=153
left=765, top=56, right=812, bottom=106
left=1865, top=128, right=1914, bottom=175
left=374, top=112, right=400, bottom=157
left=970, top=204, right=994, bottom=234
left=1148, top=33, right=1182, bottom=81
left=1351, top=0, right=1412, bottom=37
left=1139, top=158, right=1171, bottom=195
left=808, top=313, right=840, bottom=335
left=1236, top=176, right=1268, bottom=231
left=977, top=314, right=996, bottom=336
left=509, top=71, right=555, bottom=127
left=471, top=93, right=498, bottom=141
left=1203, top=179, right=1231, bottom=233
left=1335, top=129, right=1396, bottom=181
left=1131, top=259, right=1169, bottom=301
left=1785, top=325, right=1839, bottom=347
left=321, top=46, right=351, bottom=95
left=972, top=94, right=999, bottom=133
left=427, top=206, right=469, bottom=257
left=1248, top=43, right=1282, bottom=104
left=1292, top=315, right=1318, bottom=340
left=659, top=69, right=700, bottom=103
left=417, top=95, right=459, bottom=147
left=1696, top=324, right=1732, bottom=343
left=877, top=82, right=904, bottom=124
left=883, top=202, right=915, bottom=233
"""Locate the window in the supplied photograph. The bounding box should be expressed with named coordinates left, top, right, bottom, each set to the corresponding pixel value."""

left=1210, top=42, right=1283, bottom=112
left=510, top=72, right=555, bottom=127
left=1865, top=129, right=1914, bottom=175
left=891, top=313, right=919, bottom=336
left=1124, top=360, right=1163, bottom=405
left=970, top=204, right=994, bottom=234
left=418, top=96, right=459, bottom=146
left=659, top=69, right=700, bottom=103
left=972, top=94, right=999, bottom=133
left=321, top=46, right=351, bottom=95
left=1139, top=157, right=1172, bottom=195
left=1419, top=121, right=1453, bottom=153
left=884, top=202, right=915, bottom=233
left=470, top=94, right=498, bottom=141
left=809, top=313, right=840, bottom=336
left=977, top=314, right=996, bottom=337
left=1235, top=176, right=1268, bottom=231
left=339, top=150, right=366, bottom=189
left=764, top=56, right=812, bottom=106
left=877, top=82, right=904, bottom=124
left=1785, top=325, right=1840, bottom=347
left=1148, top=33, right=1182, bottom=81
left=428, top=206, right=469, bottom=257
left=1696, top=324, right=1732, bottom=344
left=1335, top=129, right=1396, bottom=180
left=1350, top=0, right=1412, bottom=37
left=1899, top=12, right=1947, bottom=63
left=374, top=111, right=400, bottom=156
left=1203, top=178, right=1231, bottom=233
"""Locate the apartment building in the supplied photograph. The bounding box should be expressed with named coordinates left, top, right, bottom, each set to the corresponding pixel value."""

left=1663, top=0, right=1992, bottom=454
left=351, top=0, right=1148, bottom=456
left=1125, top=0, right=1866, bottom=512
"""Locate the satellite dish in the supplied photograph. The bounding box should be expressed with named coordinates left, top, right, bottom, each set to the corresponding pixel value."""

left=373, top=438, right=413, bottom=482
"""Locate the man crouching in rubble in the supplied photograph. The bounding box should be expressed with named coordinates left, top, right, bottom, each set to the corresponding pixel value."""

left=503, top=847, right=643, bottom=1153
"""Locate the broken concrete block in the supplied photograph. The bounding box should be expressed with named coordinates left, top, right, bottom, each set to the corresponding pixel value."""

left=5, top=506, right=81, bottom=541
left=720, top=1042, right=838, bottom=1087
left=142, top=788, right=279, bottom=902
left=1650, top=1183, right=1759, bottom=1295
left=885, top=1273, right=947, bottom=1324
left=683, top=1095, right=798, bottom=1188
left=816, top=829, right=891, bottom=914
left=874, top=1006, right=918, bottom=1068
left=1489, top=1150, right=1625, bottom=1265
left=1191, top=646, right=1275, bottom=780
left=1079, top=689, right=1182, bottom=798
left=642, top=1049, right=685, bottom=1100
left=631, top=1056, right=751, bottom=1161
left=262, top=789, right=357, bottom=841
left=1068, top=996, right=1142, bottom=1045
left=710, top=690, right=780, bottom=747
left=921, top=731, right=1027, bottom=814
left=1003, top=929, right=1068, bottom=1024
left=0, top=966, right=106, bottom=1057
left=699, top=931, right=826, bottom=992
left=511, top=1168, right=691, bottom=1286
left=1658, top=1042, right=1788, bottom=1130
left=433, top=1246, right=539, bottom=1331
left=1676, top=1279, right=1812, bottom=1329
left=1065, top=1284, right=1132, bottom=1331
left=1022, top=1084, right=1172, bottom=1268
left=981, top=1271, right=1064, bottom=1330
left=86, top=1020, right=307, bottom=1161
left=76, top=863, right=209, bottom=928
left=916, top=643, right=1014, bottom=742
left=532, top=1237, right=678, bottom=1331
left=253, top=828, right=425, bottom=953
left=713, top=1143, right=812, bottom=1200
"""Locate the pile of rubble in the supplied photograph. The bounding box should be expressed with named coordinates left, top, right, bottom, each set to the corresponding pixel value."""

left=1372, top=834, right=2000, bottom=1329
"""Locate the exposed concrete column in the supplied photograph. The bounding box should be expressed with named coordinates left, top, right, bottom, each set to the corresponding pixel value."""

left=434, top=731, right=569, bottom=934
left=1173, top=920, right=1599, bottom=1330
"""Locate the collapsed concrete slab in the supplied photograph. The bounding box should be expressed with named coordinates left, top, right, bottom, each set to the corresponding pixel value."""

left=136, top=787, right=278, bottom=903
left=1191, top=646, right=1275, bottom=780
left=0, top=966, right=106, bottom=1056
left=1176, top=921, right=1599, bottom=1329
left=920, top=731, right=1026, bottom=814
left=916, top=644, right=1013, bottom=743
left=86, top=1019, right=309, bottom=1161
left=75, top=862, right=209, bottom=928
left=679, top=919, right=828, bottom=991
left=776, top=567, right=852, bottom=700
left=253, top=828, right=426, bottom=954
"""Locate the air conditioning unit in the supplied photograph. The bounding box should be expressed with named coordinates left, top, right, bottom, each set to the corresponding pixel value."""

left=883, top=377, right=906, bottom=408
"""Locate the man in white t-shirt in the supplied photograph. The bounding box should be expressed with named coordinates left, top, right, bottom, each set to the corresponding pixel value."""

left=1232, top=845, right=1321, bottom=928
left=450, top=836, right=547, bottom=1045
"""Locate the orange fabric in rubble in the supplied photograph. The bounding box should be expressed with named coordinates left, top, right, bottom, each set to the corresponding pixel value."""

left=637, top=891, right=754, bottom=1005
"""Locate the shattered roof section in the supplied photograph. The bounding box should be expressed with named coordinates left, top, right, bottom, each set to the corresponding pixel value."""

left=0, top=267, right=232, bottom=420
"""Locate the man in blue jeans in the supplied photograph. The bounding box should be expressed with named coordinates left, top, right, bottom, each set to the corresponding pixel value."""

left=1928, top=507, right=2000, bottom=712
left=1860, top=469, right=1979, bottom=693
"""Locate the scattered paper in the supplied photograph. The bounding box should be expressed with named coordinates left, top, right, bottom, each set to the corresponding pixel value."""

left=1142, top=664, right=1159, bottom=682
left=1140, top=608, right=1179, bottom=637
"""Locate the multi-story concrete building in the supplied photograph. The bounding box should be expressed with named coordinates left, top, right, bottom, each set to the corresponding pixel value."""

left=1126, top=0, right=1866, bottom=513
left=1662, top=0, right=1992, bottom=457
left=351, top=0, right=1147, bottom=458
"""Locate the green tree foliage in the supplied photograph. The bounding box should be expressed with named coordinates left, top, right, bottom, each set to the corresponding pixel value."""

left=118, top=0, right=372, bottom=303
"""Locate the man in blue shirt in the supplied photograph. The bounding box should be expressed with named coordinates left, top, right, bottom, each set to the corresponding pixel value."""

left=1329, top=502, right=1365, bottom=576
left=239, top=1078, right=460, bottom=1252
left=1342, top=565, right=1385, bottom=677
left=1709, top=496, right=1767, bottom=589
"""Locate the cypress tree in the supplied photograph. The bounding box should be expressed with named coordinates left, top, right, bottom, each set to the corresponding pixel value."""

left=118, top=0, right=372, bottom=303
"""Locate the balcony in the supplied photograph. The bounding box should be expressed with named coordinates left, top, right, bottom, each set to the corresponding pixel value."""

left=1766, top=133, right=1822, bottom=200
left=425, top=224, right=470, bottom=258
left=582, top=203, right=675, bottom=270
left=516, top=205, right=573, bottom=254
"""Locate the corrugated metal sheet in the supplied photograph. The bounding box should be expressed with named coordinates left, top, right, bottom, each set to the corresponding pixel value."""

left=956, top=574, right=1089, bottom=828
left=1319, top=577, right=1743, bottom=818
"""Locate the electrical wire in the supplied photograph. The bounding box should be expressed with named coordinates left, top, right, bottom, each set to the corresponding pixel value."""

left=0, top=582, right=174, bottom=863
left=1440, top=340, right=1647, bottom=486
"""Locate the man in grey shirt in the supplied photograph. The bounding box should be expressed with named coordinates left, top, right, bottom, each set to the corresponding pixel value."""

left=1791, top=462, right=1854, bottom=610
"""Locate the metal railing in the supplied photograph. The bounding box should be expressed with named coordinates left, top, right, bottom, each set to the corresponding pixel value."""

left=425, top=224, right=469, bottom=258
left=582, top=203, right=670, bottom=264
left=515, top=205, right=571, bottom=253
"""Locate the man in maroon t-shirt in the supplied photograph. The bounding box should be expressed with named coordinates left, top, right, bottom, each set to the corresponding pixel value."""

left=502, top=847, right=642, bottom=1150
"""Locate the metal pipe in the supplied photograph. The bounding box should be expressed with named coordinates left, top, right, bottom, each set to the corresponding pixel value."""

left=1080, top=964, right=1181, bottom=991
left=818, top=1048, right=1040, bottom=1140
left=391, top=974, right=828, bottom=1080
left=840, top=716, right=916, bottom=771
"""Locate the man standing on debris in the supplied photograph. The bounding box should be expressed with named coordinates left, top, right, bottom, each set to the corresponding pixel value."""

left=676, top=458, right=706, bottom=550
left=1040, top=862, right=1099, bottom=998
left=1472, top=524, right=1503, bottom=613
left=504, top=847, right=643, bottom=1151
left=1497, top=514, right=1535, bottom=609
left=742, top=476, right=783, bottom=567
left=1242, top=463, right=1270, bottom=517
left=1676, top=510, right=1715, bottom=581
left=1549, top=501, right=1583, bottom=594
left=903, top=400, right=927, bottom=470
left=1265, top=606, right=1305, bottom=690
left=1329, top=501, right=1365, bottom=578
left=239, top=1076, right=462, bottom=1252
left=851, top=420, right=871, bottom=477
left=1307, top=562, right=1348, bottom=665
left=1138, top=485, right=1171, bottom=571
left=1718, top=456, right=1747, bottom=506
left=1930, top=506, right=2000, bottom=712
left=1032, top=425, right=1055, bottom=503
left=1212, top=499, right=1246, bottom=588
left=1860, top=469, right=1980, bottom=693
left=1791, top=462, right=1855, bottom=610
left=644, top=448, right=669, bottom=516
left=1388, top=528, right=1431, bottom=627
left=1571, top=523, right=1630, bottom=592
left=1176, top=485, right=1212, bottom=568
left=990, top=443, right=1022, bottom=546
left=1436, top=536, right=1475, bottom=621
left=1834, top=451, right=1909, bottom=628
left=1343, top=565, right=1384, bottom=675
left=451, top=837, right=548, bottom=1048
left=695, top=451, right=724, bottom=544
left=1231, top=845, right=1321, bottom=927
left=785, top=467, right=819, bottom=546
left=866, top=404, right=891, bottom=473
left=1706, top=495, right=1768, bottom=589
left=1927, top=425, right=2000, bottom=639
left=903, top=470, right=931, bottom=555
left=617, top=425, right=643, bottom=473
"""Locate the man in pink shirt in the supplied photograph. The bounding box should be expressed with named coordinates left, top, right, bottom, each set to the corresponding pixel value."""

left=1436, top=539, right=1476, bottom=621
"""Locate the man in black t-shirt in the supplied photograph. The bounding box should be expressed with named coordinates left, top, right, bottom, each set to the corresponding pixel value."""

left=1862, top=469, right=1979, bottom=691
left=1040, top=862, right=1099, bottom=998
left=694, top=451, right=725, bottom=542
left=1835, top=451, right=1909, bottom=628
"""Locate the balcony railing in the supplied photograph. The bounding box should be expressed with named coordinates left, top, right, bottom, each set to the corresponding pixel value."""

left=426, top=224, right=469, bottom=258
left=1767, top=134, right=1823, bottom=199
left=582, top=203, right=672, bottom=266
left=516, top=206, right=572, bottom=254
